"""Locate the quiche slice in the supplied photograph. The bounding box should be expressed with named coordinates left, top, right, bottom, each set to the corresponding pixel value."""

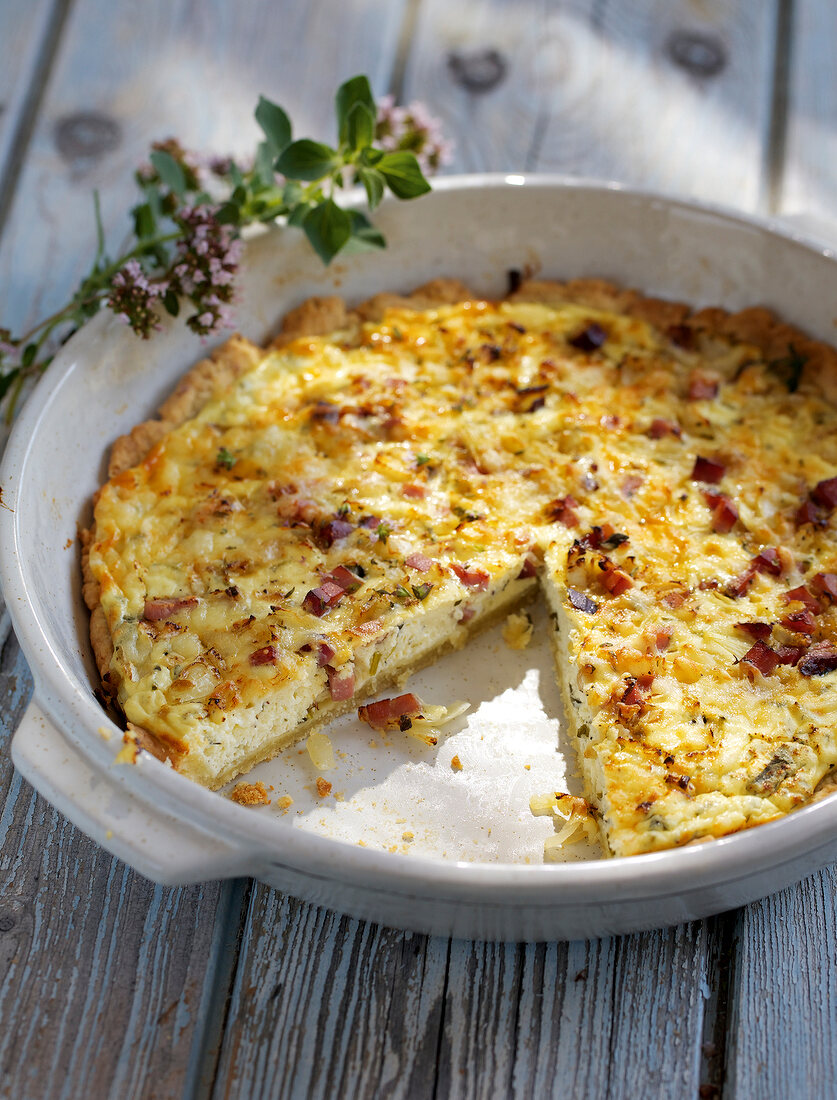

left=83, top=276, right=837, bottom=856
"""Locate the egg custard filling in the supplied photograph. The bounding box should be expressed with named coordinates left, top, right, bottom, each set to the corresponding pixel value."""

left=83, top=277, right=837, bottom=857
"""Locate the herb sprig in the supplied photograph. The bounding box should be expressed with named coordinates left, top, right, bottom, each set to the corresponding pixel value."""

left=0, top=75, right=450, bottom=418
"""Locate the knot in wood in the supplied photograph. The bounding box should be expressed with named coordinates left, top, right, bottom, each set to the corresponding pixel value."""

left=54, top=110, right=122, bottom=162
left=0, top=912, right=16, bottom=933
left=447, top=48, right=507, bottom=93
left=665, top=30, right=726, bottom=79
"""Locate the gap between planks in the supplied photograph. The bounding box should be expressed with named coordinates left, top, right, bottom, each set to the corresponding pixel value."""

left=0, top=0, right=74, bottom=241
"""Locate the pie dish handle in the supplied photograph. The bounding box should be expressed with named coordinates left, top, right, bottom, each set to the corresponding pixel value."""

left=11, top=698, right=259, bottom=885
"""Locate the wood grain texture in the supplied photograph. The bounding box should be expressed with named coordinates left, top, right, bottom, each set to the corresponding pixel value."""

left=777, top=0, right=837, bottom=221
left=0, top=601, right=237, bottom=1099
left=0, top=0, right=409, bottom=333
left=212, top=887, right=450, bottom=1098
left=0, top=0, right=64, bottom=207
left=726, top=870, right=837, bottom=1099
left=216, top=884, right=716, bottom=1100
left=404, top=0, right=779, bottom=210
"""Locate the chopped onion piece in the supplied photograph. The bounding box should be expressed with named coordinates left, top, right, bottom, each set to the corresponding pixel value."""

left=306, top=730, right=336, bottom=771
left=530, top=791, right=597, bottom=858
left=413, top=700, right=470, bottom=727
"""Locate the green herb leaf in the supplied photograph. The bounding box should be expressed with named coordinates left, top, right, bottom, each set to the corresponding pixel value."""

left=342, top=210, right=385, bottom=254
left=149, top=149, right=187, bottom=197
left=416, top=453, right=431, bottom=466
left=394, top=585, right=412, bottom=600
left=132, top=201, right=156, bottom=239
left=255, top=95, right=292, bottom=156
left=376, top=522, right=391, bottom=542
left=254, top=141, right=276, bottom=190
left=377, top=152, right=432, bottom=199
left=287, top=201, right=315, bottom=228
left=215, top=200, right=241, bottom=226
left=358, top=166, right=385, bottom=210
left=411, top=583, right=433, bottom=601
left=345, top=102, right=375, bottom=152
left=163, top=289, right=180, bottom=317
left=0, top=368, right=20, bottom=404
left=302, top=199, right=352, bottom=264
left=276, top=139, right=339, bottom=181
left=216, top=446, right=236, bottom=469
left=21, top=343, right=37, bottom=368
left=336, top=75, right=376, bottom=145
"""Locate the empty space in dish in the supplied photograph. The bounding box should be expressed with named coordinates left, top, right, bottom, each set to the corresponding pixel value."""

left=225, top=602, right=600, bottom=864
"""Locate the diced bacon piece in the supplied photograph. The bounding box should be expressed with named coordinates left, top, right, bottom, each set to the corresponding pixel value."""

left=568, top=588, right=598, bottom=614
left=704, top=492, right=738, bottom=533
left=752, top=548, right=782, bottom=576
left=736, top=622, right=772, bottom=641
left=795, top=499, right=826, bottom=528
left=405, top=552, right=434, bottom=572
left=621, top=474, right=644, bottom=498
left=688, top=370, right=719, bottom=400
left=310, top=401, right=340, bottom=424
left=568, top=323, right=607, bottom=351
left=782, top=585, right=822, bottom=613
left=325, top=664, right=355, bottom=700
left=402, top=483, right=426, bottom=499
left=741, top=640, right=780, bottom=676
left=359, top=515, right=381, bottom=529
left=351, top=617, right=384, bottom=637
left=812, top=477, right=837, bottom=510
left=812, top=573, right=837, bottom=600
left=776, top=644, right=804, bottom=666
left=662, top=590, right=687, bottom=609
left=451, top=562, right=490, bottom=590
left=799, top=641, right=837, bottom=677
left=276, top=496, right=320, bottom=526
left=726, top=566, right=755, bottom=598
left=317, top=641, right=336, bottom=667
left=600, top=565, right=632, bottom=596
left=578, top=525, right=618, bottom=551
left=621, top=673, right=655, bottom=707
left=459, top=606, right=476, bottom=623
left=249, top=644, right=280, bottom=666
left=781, top=609, right=817, bottom=634
left=357, top=692, right=424, bottom=731
left=143, top=596, right=198, bottom=621
left=517, top=554, right=538, bottom=579
left=546, top=495, right=579, bottom=527
left=326, top=565, right=361, bottom=592
left=691, top=456, right=725, bottom=484
left=647, top=418, right=682, bottom=440
left=302, top=581, right=346, bottom=617
left=312, top=517, right=354, bottom=549
left=653, top=625, right=673, bottom=651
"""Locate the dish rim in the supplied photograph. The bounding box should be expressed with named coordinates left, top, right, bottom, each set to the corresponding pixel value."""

left=3, top=170, right=837, bottom=895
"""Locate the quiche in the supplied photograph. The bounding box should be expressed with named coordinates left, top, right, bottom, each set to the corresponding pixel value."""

left=82, top=276, right=837, bottom=858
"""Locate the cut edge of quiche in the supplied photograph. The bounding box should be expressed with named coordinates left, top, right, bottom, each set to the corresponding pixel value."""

left=82, top=274, right=837, bottom=858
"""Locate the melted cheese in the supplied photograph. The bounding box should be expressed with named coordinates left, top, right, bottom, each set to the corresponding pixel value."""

left=88, top=293, right=837, bottom=854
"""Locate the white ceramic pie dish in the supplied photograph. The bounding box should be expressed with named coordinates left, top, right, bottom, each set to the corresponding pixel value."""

left=3, top=175, right=837, bottom=941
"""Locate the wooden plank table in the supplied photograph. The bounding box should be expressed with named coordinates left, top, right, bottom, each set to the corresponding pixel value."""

left=1, top=2, right=835, bottom=1096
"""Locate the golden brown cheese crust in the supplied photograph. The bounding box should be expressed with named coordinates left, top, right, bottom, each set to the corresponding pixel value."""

left=84, top=275, right=837, bottom=855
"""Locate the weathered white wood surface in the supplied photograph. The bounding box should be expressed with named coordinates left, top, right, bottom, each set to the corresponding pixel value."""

left=215, top=893, right=716, bottom=1099
left=0, top=0, right=66, bottom=217
left=779, top=0, right=837, bottom=222
left=727, top=869, right=837, bottom=1099
left=404, top=0, right=780, bottom=210
left=0, top=0, right=409, bottom=332
left=1, top=1, right=836, bottom=1098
